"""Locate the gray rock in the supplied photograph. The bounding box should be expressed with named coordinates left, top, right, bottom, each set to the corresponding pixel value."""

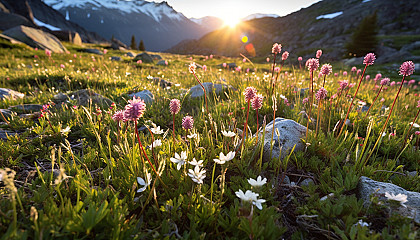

left=111, top=39, right=127, bottom=50
left=0, top=12, right=36, bottom=31
left=217, top=62, right=236, bottom=69
left=189, top=82, right=234, bottom=98
left=358, top=176, right=420, bottom=224
left=0, top=129, right=17, bottom=140
left=64, top=89, right=113, bottom=107
left=111, top=56, right=121, bottom=61
left=0, top=109, right=13, bottom=122
left=128, top=90, right=154, bottom=104
left=280, top=175, right=291, bottom=185
left=360, top=105, right=369, bottom=112
left=150, top=54, right=162, bottom=60
left=152, top=77, right=173, bottom=88
left=0, top=88, right=24, bottom=100
left=51, top=30, right=82, bottom=46
left=3, top=25, right=67, bottom=53
left=9, top=104, right=43, bottom=113
left=156, top=60, right=168, bottom=66
left=342, top=57, right=363, bottom=66
left=84, top=48, right=103, bottom=55
left=258, top=118, right=307, bottom=161
left=126, top=52, right=135, bottom=57
left=53, top=92, right=68, bottom=101
left=134, top=52, right=154, bottom=63
left=299, top=178, right=314, bottom=187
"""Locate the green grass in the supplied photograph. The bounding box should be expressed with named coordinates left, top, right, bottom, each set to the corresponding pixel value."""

left=0, top=42, right=419, bottom=239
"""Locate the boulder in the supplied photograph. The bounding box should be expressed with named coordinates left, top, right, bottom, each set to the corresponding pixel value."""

left=111, top=38, right=127, bottom=50
left=156, top=60, right=168, bottom=66
left=134, top=52, right=154, bottom=63
left=189, top=82, right=234, bottom=98
left=3, top=25, right=67, bottom=53
left=110, top=56, right=121, bottom=61
left=217, top=62, right=236, bottom=69
left=128, top=90, right=154, bottom=104
left=0, top=33, right=27, bottom=46
left=358, top=176, right=420, bottom=224
left=84, top=48, right=103, bottom=55
left=126, top=52, right=135, bottom=57
left=9, top=104, right=43, bottom=114
left=258, top=118, right=307, bottom=161
left=0, top=12, right=35, bottom=31
left=0, top=109, right=13, bottom=122
left=150, top=54, right=162, bottom=60
left=51, top=30, right=82, bottom=45
left=55, top=89, right=113, bottom=107
left=152, top=77, right=173, bottom=88
left=0, top=88, right=25, bottom=100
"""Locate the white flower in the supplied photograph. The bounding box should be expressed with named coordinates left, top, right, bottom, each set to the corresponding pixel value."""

left=410, top=122, right=420, bottom=128
left=248, top=176, right=267, bottom=187
left=235, top=189, right=259, bottom=202
left=149, top=139, right=162, bottom=148
left=60, top=126, right=71, bottom=134
left=354, top=219, right=369, bottom=227
left=137, top=173, right=152, bottom=193
left=221, top=130, right=236, bottom=138
left=151, top=126, right=164, bottom=134
left=252, top=198, right=266, bottom=210
left=170, top=151, right=188, bottom=170
left=187, top=133, right=197, bottom=139
left=213, top=151, right=235, bottom=164
left=189, top=158, right=204, bottom=167
left=385, top=192, right=408, bottom=207
left=188, top=165, right=206, bottom=184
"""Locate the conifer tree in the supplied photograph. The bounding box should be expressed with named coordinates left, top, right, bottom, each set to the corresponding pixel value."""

left=139, top=40, right=145, bottom=51
left=345, top=12, right=378, bottom=57
left=130, top=35, right=137, bottom=50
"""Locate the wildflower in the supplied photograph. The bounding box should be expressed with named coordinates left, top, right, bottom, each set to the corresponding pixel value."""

left=282, top=51, right=289, bottom=61
left=243, top=58, right=246, bottom=63
left=170, top=151, right=188, bottom=170
left=357, top=69, right=361, bottom=75
left=150, top=125, right=164, bottom=134
left=363, top=53, right=376, bottom=66
left=343, top=71, right=347, bottom=77
left=375, top=73, right=382, bottom=81
left=274, top=67, right=280, bottom=72
left=149, top=139, right=162, bottom=148
left=243, top=87, right=257, bottom=102
left=339, top=80, right=349, bottom=90
left=272, top=43, right=282, bottom=54
left=187, top=133, right=197, bottom=139
left=223, top=62, right=227, bottom=68
left=334, top=73, right=338, bottom=77
left=188, top=165, right=206, bottom=184
left=410, top=122, right=420, bottom=128
left=248, top=176, right=267, bottom=187
left=251, top=94, right=263, bottom=110
left=366, top=75, right=371, bottom=81
left=189, top=158, right=204, bottom=167
left=188, top=62, right=196, bottom=73
left=303, top=97, right=309, bottom=104
left=399, top=61, right=415, bottom=76
left=103, top=49, right=108, bottom=54
left=123, top=97, right=146, bottom=121
left=202, top=65, right=207, bottom=71
left=60, top=64, right=65, bottom=68
left=253, top=198, right=266, bottom=210
left=169, top=99, right=181, bottom=114
left=380, top=78, right=390, bottom=85
left=137, top=173, right=152, bottom=193
left=415, top=131, right=420, bottom=135
left=221, top=130, right=236, bottom=138
left=298, top=56, right=303, bottom=61
left=305, top=58, right=319, bottom=72
left=137, top=60, right=142, bottom=64
left=182, top=116, right=194, bottom=130
left=351, top=66, right=357, bottom=72
left=418, top=99, right=420, bottom=108
left=266, top=57, right=270, bottom=62
left=320, top=64, right=332, bottom=76
left=45, top=49, right=51, bottom=57
left=235, top=189, right=259, bottom=202
left=213, top=151, right=235, bottom=164
left=385, top=192, right=408, bottom=207
left=316, top=49, right=322, bottom=58
left=390, top=81, right=396, bottom=86
left=315, top=87, right=328, bottom=100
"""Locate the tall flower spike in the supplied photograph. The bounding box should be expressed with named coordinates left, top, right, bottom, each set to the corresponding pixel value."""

left=305, top=58, right=319, bottom=72
left=363, top=53, right=376, bottom=66
left=380, top=78, right=390, bottom=86
left=169, top=99, right=181, bottom=114
left=320, top=64, right=332, bottom=76
left=251, top=94, right=263, bottom=110
left=182, top=116, right=194, bottom=130
left=123, top=97, right=146, bottom=121
left=316, top=49, right=322, bottom=58
left=282, top=51, right=289, bottom=61
left=399, top=61, right=415, bottom=76
left=272, top=43, right=282, bottom=54
left=112, top=110, right=124, bottom=122
left=243, top=87, right=257, bottom=102
left=315, top=87, right=328, bottom=100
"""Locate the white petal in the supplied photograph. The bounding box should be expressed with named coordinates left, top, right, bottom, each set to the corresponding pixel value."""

left=137, top=177, right=146, bottom=186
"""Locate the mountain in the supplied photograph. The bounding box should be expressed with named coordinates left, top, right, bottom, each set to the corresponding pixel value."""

left=168, top=0, right=420, bottom=63
left=42, top=0, right=213, bottom=51
left=190, top=16, right=224, bottom=32
left=242, top=13, right=279, bottom=21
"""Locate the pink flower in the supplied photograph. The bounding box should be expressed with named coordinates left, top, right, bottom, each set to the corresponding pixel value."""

left=246, top=68, right=250, bottom=73
left=189, top=62, right=197, bottom=73
left=357, top=69, right=361, bottom=75
left=244, top=87, right=257, bottom=102
left=137, top=60, right=142, bottom=64
left=334, top=73, right=338, bottom=77
left=103, top=49, right=108, bottom=54
left=210, top=54, right=213, bottom=59
left=251, top=94, right=263, bottom=110
left=374, top=73, right=382, bottom=81
left=182, top=116, right=194, bottom=130
left=236, top=66, right=241, bottom=72
left=339, top=80, right=349, bottom=90
left=380, top=98, right=385, bottom=102
left=318, top=72, right=323, bottom=78
left=243, top=58, right=246, bottom=63
left=45, top=49, right=52, bottom=57
left=351, top=67, right=357, bottom=72
left=390, top=81, right=396, bottom=86
left=316, top=49, right=322, bottom=58
left=315, top=87, right=328, bottom=100
left=123, top=97, right=146, bottom=121
left=73, top=54, right=77, bottom=58
left=35, top=48, right=38, bottom=51
left=303, top=98, right=309, bottom=104
left=165, top=60, right=168, bottom=65
left=320, top=64, right=332, bottom=76
left=266, top=57, right=270, bottom=62
left=399, top=61, right=415, bottom=76
left=274, top=67, right=280, bottom=72
left=363, top=53, right=376, bottom=66
left=365, top=75, right=370, bottom=81
left=305, top=58, right=319, bottom=72
left=34, top=55, right=38, bottom=58
left=417, top=99, right=420, bottom=108
left=223, top=63, right=227, bottom=68
left=343, top=71, right=347, bottom=76
left=349, top=83, right=356, bottom=88
left=408, top=79, right=416, bottom=85
left=202, top=65, right=207, bottom=71
left=298, top=57, right=303, bottom=61
left=272, top=43, right=282, bottom=54
left=169, top=99, right=181, bottom=115
left=282, top=51, right=289, bottom=61
left=380, top=78, right=390, bottom=85
left=60, top=64, right=65, bottom=68
left=415, top=131, right=420, bottom=135
left=112, top=110, right=124, bottom=122
left=205, top=56, right=209, bottom=60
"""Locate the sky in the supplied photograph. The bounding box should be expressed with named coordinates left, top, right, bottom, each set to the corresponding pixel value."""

left=159, top=0, right=321, bottom=20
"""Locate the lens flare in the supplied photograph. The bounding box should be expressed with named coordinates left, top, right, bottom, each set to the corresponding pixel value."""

left=241, top=36, right=248, bottom=43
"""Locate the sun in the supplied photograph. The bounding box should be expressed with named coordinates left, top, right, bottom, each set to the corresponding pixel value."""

left=222, top=16, right=241, bottom=28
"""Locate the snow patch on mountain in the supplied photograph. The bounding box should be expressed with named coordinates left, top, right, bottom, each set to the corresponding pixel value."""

left=316, top=11, right=343, bottom=20
left=34, top=17, right=61, bottom=31
left=242, top=13, right=279, bottom=21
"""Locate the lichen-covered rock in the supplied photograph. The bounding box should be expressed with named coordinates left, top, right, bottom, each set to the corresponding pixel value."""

left=128, top=90, right=154, bottom=104
left=0, top=88, right=24, bottom=100
left=189, top=82, right=234, bottom=98
left=54, top=89, right=113, bottom=107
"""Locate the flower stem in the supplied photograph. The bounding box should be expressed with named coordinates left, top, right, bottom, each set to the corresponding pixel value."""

left=192, top=72, right=208, bottom=115
left=210, top=162, right=217, bottom=204
left=306, top=71, right=314, bottom=139
left=255, top=109, right=259, bottom=145
left=364, top=85, right=383, bottom=119
left=402, top=108, right=420, bottom=149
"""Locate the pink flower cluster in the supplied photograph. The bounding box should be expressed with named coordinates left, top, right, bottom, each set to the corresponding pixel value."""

left=315, top=87, right=328, bottom=100
left=320, top=64, right=332, bottom=76
left=272, top=43, right=282, bottom=54
left=251, top=94, right=263, bottom=110
left=363, top=53, right=376, bottom=66
left=399, top=61, right=415, bottom=76
left=123, top=97, right=146, bottom=121
left=170, top=99, right=181, bottom=114
left=282, top=51, right=289, bottom=61
left=182, top=116, right=194, bottom=130
left=305, top=58, right=319, bottom=72
left=244, top=87, right=257, bottom=102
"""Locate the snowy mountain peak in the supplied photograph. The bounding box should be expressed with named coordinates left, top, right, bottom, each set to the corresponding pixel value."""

left=43, top=0, right=185, bottom=22
left=242, top=13, right=279, bottom=21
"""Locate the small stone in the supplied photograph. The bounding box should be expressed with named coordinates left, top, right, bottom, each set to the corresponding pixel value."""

left=111, top=56, right=121, bottom=61
left=299, top=178, right=314, bottom=187
left=189, top=82, right=234, bottom=98
left=84, top=49, right=103, bottom=55
left=126, top=52, right=135, bottom=57
left=128, top=90, right=154, bottom=104
left=9, top=104, right=43, bottom=114
left=53, top=93, right=69, bottom=101
left=0, top=88, right=25, bottom=100
left=156, top=60, right=168, bottom=66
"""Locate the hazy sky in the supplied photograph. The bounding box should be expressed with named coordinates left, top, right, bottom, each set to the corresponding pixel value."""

left=159, top=0, right=321, bottom=19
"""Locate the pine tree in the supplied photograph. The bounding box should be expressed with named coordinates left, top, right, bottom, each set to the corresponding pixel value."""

left=111, top=34, right=115, bottom=42
left=345, top=12, right=378, bottom=58
left=139, top=40, right=145, bottom=51
left=130, top=35, right=137, bottom=50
